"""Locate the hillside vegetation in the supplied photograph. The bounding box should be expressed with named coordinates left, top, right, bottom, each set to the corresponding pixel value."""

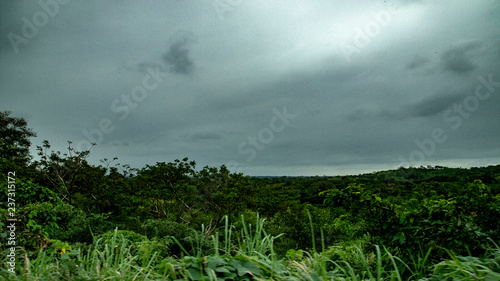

left=1, top=111, right=500, bottom=280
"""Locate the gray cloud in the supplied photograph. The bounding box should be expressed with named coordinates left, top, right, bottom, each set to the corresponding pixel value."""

left=349, top=92, right=467, bottom=121
left=441, top=41, right=482, bottom=74
left=181, top=132, right=222, bottom=142
left=162, top=30, right=196, bottom=75
left=406, top=55, right=430, bottom=70
left=405, top=93, right=465, bottom=118
left=1, top=0, right=499, bottom=176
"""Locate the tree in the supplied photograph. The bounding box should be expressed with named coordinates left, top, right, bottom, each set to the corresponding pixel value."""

left=33, top=140, right=95, bottom=205
left=135, top=158, right=197, bottom=221
left=195, top=165, right=253, bottom=235
left=0, top=111, right=37, bottom=169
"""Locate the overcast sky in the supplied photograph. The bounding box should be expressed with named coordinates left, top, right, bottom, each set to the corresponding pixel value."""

left=1, top=0, right=500, bottom=176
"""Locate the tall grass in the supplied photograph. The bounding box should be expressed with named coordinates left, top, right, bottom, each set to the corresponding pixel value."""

left=1, top=229, right=157, bottom=280
left=2, top=216, right=499, bottom=280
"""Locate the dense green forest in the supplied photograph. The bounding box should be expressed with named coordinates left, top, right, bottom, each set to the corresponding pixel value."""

left=1, top=110, right=500, bottom=280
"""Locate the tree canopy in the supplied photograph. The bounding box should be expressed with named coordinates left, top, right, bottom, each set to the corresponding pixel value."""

left=0, top=110, right=37, bottom=170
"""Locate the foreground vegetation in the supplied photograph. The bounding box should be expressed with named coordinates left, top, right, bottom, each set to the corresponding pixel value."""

left=1, top=216, right=500, bottom=280
left=1, top=110, right=500, bottom=280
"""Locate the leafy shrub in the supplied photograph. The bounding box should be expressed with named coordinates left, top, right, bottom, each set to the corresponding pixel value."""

left=53, top=207, right=112, bottom=244
left=26, top=201, right=114, bottom=244
left=140, top=219, right=205, bottom=256
left=0, top=200, right=114, bottom=256
left=14, top=202, right=61, bottom=251
left=157, top=255, right=265, bottom=281
left=0, top=174, right=59, bottom=205
left=141, top=219, right=194, bottom=239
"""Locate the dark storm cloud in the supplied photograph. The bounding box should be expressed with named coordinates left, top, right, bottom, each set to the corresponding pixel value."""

left=162, top=31, right=196, bottom=75
left=1, top=0, right=499, bottom=176
left=349, top=92, right=467, bottom=121
left=182, top=132, right=222, bottom=141
left=406, top=55, right=430, bottom=70
left=405, top=93, right=466, bottom=118
left=441, top=41, right=482, bottom=74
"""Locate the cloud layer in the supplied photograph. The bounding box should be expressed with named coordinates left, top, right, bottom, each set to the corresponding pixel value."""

left=1, top=0, right=499, bottom=176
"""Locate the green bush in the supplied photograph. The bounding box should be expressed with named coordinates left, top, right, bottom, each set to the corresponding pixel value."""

left=0, top=201, right=114, bottom=255
left=53, top=207, right=113, bottom=244
left=140, top=219, right=194, bottom=239
left=140, top=219, right=207, bottom=257
left=0, top=174, right=58, bottom=205
left=13, top=202, right=61, bottom=251
left=26, top=201, right=114, bottom=244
